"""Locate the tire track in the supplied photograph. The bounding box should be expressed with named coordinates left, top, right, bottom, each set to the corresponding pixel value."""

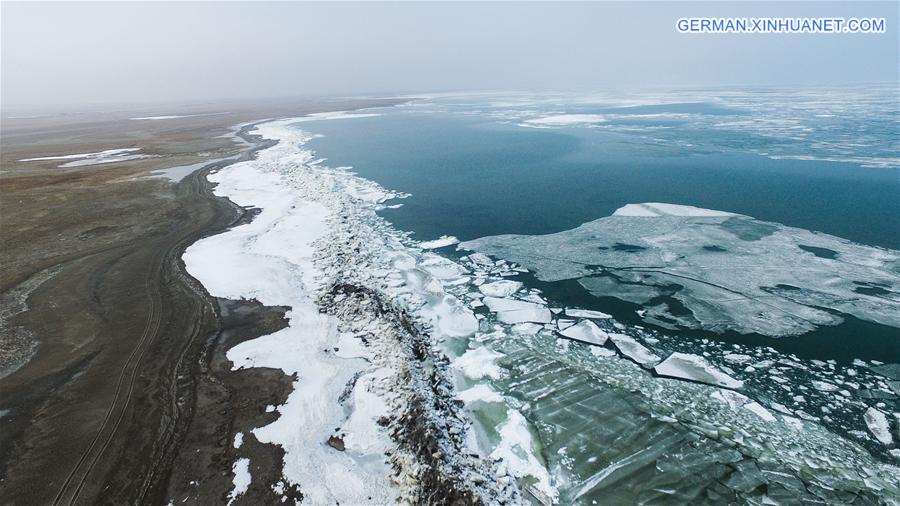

left=52, top=259, right=163, bottom=505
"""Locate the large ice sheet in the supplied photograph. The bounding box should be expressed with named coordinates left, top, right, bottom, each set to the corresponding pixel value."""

left=460, top=203, right=900, bottom=337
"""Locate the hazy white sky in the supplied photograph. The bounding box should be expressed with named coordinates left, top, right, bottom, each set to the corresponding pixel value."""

left=2, top=1, right=898, bottom=111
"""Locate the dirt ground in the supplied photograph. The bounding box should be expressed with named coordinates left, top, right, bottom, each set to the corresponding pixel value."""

left=0, top=98, right=401, bottom=505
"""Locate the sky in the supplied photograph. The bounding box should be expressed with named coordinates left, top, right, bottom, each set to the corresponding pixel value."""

left=2, top=1, right=898, bottom=111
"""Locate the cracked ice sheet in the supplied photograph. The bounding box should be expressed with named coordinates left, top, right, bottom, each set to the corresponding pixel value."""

left=183, top=121, right=395, bottom=504
left=460, top=202, right=900, bottom=337
left=491, top=328, right=900, bottom=503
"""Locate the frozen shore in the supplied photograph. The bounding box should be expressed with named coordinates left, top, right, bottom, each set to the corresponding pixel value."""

left=183, top=115, right=525, bottom=504
left=183, top=114, right=900, bottom=504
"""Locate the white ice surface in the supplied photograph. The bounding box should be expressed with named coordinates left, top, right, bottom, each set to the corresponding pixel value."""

left=613, top=203, right=738, bottom=218
left=182, top=120, right=396, bottom=504
left=457, top=384, right=505, bottom=404
left=655, top=352, right=744, bottom=389
left=864, top=407, right=893, bottom=445
left=564, top=308, right=612, bottom=319
left=479, top=280, right=523, bottom=298
left=608, top=333, right=661, bottom=368
left=293, top=111, right=381, bottom=122
left=558, top=320, right=609, bottom=346
left=523, top=114, right=607, bottom=127
left=490, top=409, right=558, bottom=501
left=462, top=202, right=900, bottom=336
left=454, top=347, right=504, bottom=380
left=743, top=402, right=777, bottom=422
left=482, top=296, right=552, bottom=324
left=419, top=235, right=460, bottom=249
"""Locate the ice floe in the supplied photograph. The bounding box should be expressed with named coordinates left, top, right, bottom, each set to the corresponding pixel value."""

left=460, top=202, right=900, bottom=337
left=558, top=320, right=609, bottom=346
left=613, top=202, right=737, bottom=218
left=457, top=384, right=504, bottom=404
left=564, top=308, right=612, bottom=320
left=482, top=296, right=552, bottom=324
left=454, top=347, right=504, bottom=380
left=490, top=409, right=557, bottom=502
left=419, top=235, right=460, bottom=249
left=478, top=280, right=523, bottom=298
left=608, top=333, right=660, bottom=368
left=863, top=407, right=893, bottom=445
left=655, top=352, right=744, bottom=389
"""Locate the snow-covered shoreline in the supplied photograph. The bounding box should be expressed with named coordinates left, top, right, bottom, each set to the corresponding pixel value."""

left=182, top=115, right=531, bottom=503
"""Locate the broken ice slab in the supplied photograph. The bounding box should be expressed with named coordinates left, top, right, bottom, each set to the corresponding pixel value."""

left=511, top=322, right=543, bottom=336
left=460, top=202, right=900, bottom=337
left=655, top=352, right=744, bottom=389
left=482, top=296, right=552, bottom=324
left=478, top=280, right=523, bottom=298
left=418, top=235, right=460, bottom=249
left=556, top=319, right=576, bottom=330
left=863, top=407, right=893, bottom=445
left=453, top=347, right=503, bottom=380
left=608, top=333, right=661, bottom=368
left=558, top=320, right=609, bottom=346
left=564, top=308, right=612, bottom=319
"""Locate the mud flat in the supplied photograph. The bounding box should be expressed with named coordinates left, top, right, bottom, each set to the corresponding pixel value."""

left=0, top=98, right=400, bottom=504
